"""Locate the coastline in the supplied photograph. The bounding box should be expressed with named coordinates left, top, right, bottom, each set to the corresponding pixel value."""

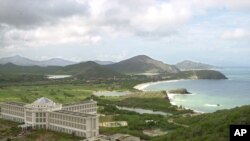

left=133, top=79, right=185, bottom=91
left=133, top=79, right=204, bottom=114
left=167, top=93, right=204, bottom=114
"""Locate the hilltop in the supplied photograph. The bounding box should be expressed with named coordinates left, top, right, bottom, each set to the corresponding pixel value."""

left=56, top=61, right=124, bottom=79
left=176, top=60, right=217, bottom=71
left=106, top=55, right=180, bottom=74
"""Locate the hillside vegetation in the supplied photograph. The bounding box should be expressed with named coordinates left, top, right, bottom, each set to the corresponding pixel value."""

left=153, top=105, right=250, bottom=141
left=56, top=61, right=125, bottom=79
left=169, top=70, right=227, bottom=80
left=106, top=55, right=180, bottom=74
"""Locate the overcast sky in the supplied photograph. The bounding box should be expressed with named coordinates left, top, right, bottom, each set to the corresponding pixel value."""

left=0, top=0, right=250, bottom=66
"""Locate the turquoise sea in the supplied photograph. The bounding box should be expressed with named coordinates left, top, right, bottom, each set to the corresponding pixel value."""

left=143, top=67, right=250, bottom=113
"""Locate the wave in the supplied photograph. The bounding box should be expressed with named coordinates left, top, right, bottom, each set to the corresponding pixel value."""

left=205, top=104, right=221, bottom=107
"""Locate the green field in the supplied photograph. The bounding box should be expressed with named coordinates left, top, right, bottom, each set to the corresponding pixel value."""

left=0, top=84, right=95, bottom=104
left=95, top=91, right=193, bottom=114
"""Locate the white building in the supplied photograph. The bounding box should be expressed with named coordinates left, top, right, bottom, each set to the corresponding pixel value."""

left=0, top=97, right=99, bottom=138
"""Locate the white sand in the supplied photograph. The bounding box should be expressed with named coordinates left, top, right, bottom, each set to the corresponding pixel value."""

left=133, top=79, right=204, bottom=114
left=133, top=79, right=184, bottom=91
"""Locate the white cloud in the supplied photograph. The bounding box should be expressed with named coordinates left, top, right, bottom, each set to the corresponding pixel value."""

left=221, top=28, right=249, bottom=40
left=220, top=0, right=250, bottom=9
left=1, top=0, right=250, bottom=49
left=1, top=16, right=103, bottom=47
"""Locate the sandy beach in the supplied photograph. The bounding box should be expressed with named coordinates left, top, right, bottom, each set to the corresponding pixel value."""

left=133, top=79, right=184, bottom=91
left=133, top=79, right=204, bottom=114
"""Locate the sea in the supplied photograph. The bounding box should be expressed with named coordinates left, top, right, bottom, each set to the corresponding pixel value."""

left=142, top=67, right=250, bottom=113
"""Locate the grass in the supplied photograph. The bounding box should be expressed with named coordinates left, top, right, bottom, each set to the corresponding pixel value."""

left=0, top=119, right=20, bottom=139
left=14, top=129, right=83, bottom=141
left=95, top=91, right=194, bottom=139
left=96, top=91, right=193, bottom=115
left=0, top=84, right=97, bottom=104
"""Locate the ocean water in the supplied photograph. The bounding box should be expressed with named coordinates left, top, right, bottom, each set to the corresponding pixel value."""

left=143, top=67, right=250, bottom=113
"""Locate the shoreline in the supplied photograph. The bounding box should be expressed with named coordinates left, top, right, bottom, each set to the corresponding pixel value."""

left=133, top=79, right=204, bottom=114
left=167, top=93, right=204, bottom=114
left=133, top=79, right=185, bottom=91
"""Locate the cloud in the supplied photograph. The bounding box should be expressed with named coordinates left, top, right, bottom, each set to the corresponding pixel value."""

left=1, top=16, right=103, bottom=47
left=221, top=28, right=249, bottom=40
left=220, top=0, right=250, bottom=9
left=0, top=0, right=250, bottom=49
left=0, top=0, right=88, bottom=27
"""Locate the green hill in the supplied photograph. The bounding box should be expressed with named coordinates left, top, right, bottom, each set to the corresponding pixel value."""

left=106, top=55, right=180, bottom=74
left=56, top=61, right=125, bottom=79
left=0, top=63, right=61, bottom=74
left=168, top=70, right=227, bottom=80
left=0, top=63, right=61, bottom=82
left=153, top=105, right=250, bottom=141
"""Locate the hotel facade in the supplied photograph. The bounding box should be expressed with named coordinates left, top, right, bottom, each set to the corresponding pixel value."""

left=0, top=97, right=99, bottom=138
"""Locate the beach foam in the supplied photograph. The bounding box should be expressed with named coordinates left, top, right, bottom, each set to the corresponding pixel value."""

left=205, top=104, right=221, bottom=107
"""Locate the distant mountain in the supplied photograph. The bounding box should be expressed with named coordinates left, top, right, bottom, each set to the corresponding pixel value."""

left=106, top=55, right=180, bottom=74
left=0, top=55, right=39, bottom=66
left=57, top=61, right=124, bottom=79
left=0, top=55, right=76, bottom=66
left=93, top=60, right=115, bottom=65
left=176, top=60, right=217, bottom=71
left=39, top=58, right=76, bottom=66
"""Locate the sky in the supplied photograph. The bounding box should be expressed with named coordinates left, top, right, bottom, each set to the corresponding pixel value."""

left=0, top=0, right=250, bottom=66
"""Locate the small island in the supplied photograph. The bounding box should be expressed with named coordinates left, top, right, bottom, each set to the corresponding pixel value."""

left=168, top=88, right=191, bottom=94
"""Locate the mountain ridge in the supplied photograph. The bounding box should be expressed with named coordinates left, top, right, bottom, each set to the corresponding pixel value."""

left=0, top=55, right=76, bottom=67
left=106, top=55, right=180, bottom=74
left=176, top=60, right=217, bottom=70
left=56, top=61, right=124, bottom=79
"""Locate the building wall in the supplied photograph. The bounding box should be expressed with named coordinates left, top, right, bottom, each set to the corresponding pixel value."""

left=48, top=111, right=99, bottom=138
left=0, top=100, right=99, bottom=139
left=0, top=103, right=25, bottom=123
left=62, top=101, right=97, bottom=114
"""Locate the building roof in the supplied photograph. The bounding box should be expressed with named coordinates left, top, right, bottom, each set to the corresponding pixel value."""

left=2, top=102, right=26, bottom=107
left=63, top=100, right=96, bottom=107
left=53, top=110, right=97, bottom=117
left=24, top=97, right=62, bottom=110
left=33, top=97, right=54, bottom=104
